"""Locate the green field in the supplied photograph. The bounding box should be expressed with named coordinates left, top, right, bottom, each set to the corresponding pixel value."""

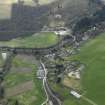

left=51, top=33, right=105, bottom=105
left=0, top=32, right=58, bottom=48
left=4, top=55, right=45, bottom=105
left=70, top=33, right=105, bottom=105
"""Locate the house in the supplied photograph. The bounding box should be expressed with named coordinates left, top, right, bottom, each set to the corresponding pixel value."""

left=1, top=53, right=7, bottom=61
left=70, top=90, right=81, bottom=99
left=37, top=66, right=45, bottom=79
left=54, top=27, right=71, bottom=36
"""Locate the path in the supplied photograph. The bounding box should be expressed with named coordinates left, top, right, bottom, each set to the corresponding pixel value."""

left=82, top=96, right=98, bottom=105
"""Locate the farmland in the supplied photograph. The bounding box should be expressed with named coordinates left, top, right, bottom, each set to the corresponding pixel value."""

left=0, top=0, right=105, bottom=105
left=4, top=54, right=46, bottom=105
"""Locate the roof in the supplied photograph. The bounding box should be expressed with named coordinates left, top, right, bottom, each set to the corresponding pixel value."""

left=70, top=90, right=81, bottom=98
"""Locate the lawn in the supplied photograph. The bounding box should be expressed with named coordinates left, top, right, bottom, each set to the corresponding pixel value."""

left=0, top=32, right=58, bottom=48
left=51, top=33, right=105, bottom=105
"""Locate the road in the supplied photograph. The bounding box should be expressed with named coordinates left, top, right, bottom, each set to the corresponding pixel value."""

left=82, top=96, right=98, bottom=105
left=40, top=61, right=62, bottom=105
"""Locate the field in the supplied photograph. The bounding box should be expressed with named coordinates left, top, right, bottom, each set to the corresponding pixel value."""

left=4, top=54, right=46, bottom=105
left=0, top=4, right=12, bottom=20
left=0, top=0, right=18, bottom=4
left=51, top=33, right=105, bottom=105
left=70, top=33, right=105, bottom=105
left=0, top=32, right=58, bottom=48
left=0, top=0, right=55, bottom=5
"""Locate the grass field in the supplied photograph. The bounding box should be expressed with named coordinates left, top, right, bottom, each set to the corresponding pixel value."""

left=4, top=54, right=45, bottom=105
left=0, top=32, right=58, bottom=48
left=51, top=33, right=105, bottom=105
left=70, top=33, right=105, bottom=105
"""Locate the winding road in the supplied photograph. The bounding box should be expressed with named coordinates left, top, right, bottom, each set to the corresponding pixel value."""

left=40, top=60, right=62, bottom=105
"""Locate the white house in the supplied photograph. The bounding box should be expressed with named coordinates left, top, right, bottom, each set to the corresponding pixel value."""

left=70, top=90, right=81, bottom=99
left=54, top=27, right=71, bottom=36
left=2, top=52, right=7, bottom=61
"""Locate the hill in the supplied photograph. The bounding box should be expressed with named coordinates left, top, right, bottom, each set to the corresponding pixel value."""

left=61, top=0, right=102, bottom=28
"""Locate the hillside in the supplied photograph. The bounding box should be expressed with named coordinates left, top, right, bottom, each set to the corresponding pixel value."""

left=66, top=32, right=105, bottom=105
left=61, top=0, right=102, bottom=28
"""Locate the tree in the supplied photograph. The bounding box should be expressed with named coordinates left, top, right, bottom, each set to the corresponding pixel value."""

left=0, top=86, right=4, bottom=99
left=56, top=77, right=61, bottom=83
left=73, top=17, right=93, bottom=33
left=15, top=100, right=19, bottom=105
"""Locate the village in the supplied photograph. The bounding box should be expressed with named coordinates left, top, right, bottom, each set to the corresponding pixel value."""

left=0, top=0, right=105, bottom=105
